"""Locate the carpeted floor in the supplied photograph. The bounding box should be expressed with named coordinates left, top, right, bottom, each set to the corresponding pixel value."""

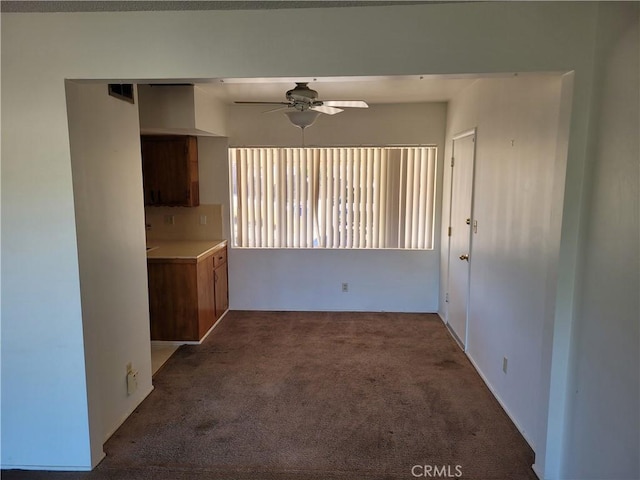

left=4, top=311, right=538, bottom=480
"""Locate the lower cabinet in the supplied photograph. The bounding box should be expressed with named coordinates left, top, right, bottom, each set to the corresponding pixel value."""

left=213, top=247, right=229, bottom=319
left=148, top=245, right=228, bottom=342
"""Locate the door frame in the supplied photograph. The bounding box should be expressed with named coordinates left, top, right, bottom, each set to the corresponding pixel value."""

left=445, top=127, right=477, bottom=350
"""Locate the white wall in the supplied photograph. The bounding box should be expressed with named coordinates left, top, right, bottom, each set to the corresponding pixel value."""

left=138, top=84, right=195, bottom=132
left=227, top=103, right=447, bottom=312
left=138, top=84, right=227, bottom=136
left=440, top=75, right=566, bottom=455
left=0, top=2, right=617, bottom=473
left=1, top=55, right=94, bottom=472
left=562, top=4, right=639, bottom=479
left=198, top=136, right=232, bottom=240
left=65, top=82, right=154, bottom=466
left=228, top=103, right=447, bottom=147
left=194, top=86, right=228, bottom=136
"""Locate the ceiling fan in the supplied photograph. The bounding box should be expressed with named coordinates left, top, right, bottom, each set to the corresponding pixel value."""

left=234, top=82, right=368, bottom=128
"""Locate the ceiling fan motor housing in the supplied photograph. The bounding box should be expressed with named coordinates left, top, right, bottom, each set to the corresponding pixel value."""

left=286, top=83, right=318, bottom=105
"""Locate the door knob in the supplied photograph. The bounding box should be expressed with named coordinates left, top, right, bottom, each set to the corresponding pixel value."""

left=459, top=254, right=469, bottom=261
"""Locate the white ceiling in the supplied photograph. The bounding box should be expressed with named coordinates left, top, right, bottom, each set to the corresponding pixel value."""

left=195, top=74, right=480, bottom=105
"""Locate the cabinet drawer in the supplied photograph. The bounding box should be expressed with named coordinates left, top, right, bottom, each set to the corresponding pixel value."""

left=213, top=247, right=227, bottom=268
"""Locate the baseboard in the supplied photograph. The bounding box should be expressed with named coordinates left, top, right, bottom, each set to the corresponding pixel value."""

left=440, top=315, right=536, bottom=452
left=445, top=321, right=465, bottom=350
left=531, top=462, right=544, bottom=479
left=464, top=353, right=537, bottom=451
left=196, top=309, right=230, bottom=344
left=102, top=385, right=154, bottom=443
left=150, top=309, right=230, bottom=346
left=228, top=307, right=439, bottom=314
left=151, top=340, right=186, bottom=347
left=1, top=388, right=154, bottom=471
left=91, top=450, right=107, bottom=470
left=104, top=311, right=226, bottom=448
left=0, top=463, right=93, bottom=472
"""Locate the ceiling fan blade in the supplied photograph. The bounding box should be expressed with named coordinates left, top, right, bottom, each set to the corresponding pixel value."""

left=263, top=106, right=291, bottom=114
left=311, top=105, right=343, bottom=115
left=323, top=100, right=369, bottom=108
left=235, top=101, right=291, bottom=105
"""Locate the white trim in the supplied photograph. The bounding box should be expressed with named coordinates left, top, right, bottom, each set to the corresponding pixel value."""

left=150, top=340, right=187, bottom=347
left=531, top=462, right=544, bottom=480
left=465, top=352, right=537, bottom=450
left=196, top=309, right=230, bottom=344
left=445, top=127, right=477, bottom=348
left=0, top=382, right=151, bottom=471
left=445, top=321, right=465, bottom=350
left=149, top=309, right=230, bottom=346
left=102, top=386, right=154, bottom=443
left=443, top=312, right=538, bottom=462
left=0, top=464, right=94, bottom=472
left=232, top=143, right=439, bottom=148
left=452, top=128, right=477, bottom=141
left=224, top=308, right=438, bottom=313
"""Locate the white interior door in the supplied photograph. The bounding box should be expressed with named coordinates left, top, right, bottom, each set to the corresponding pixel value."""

left=446, top=129, right=476, bottom=348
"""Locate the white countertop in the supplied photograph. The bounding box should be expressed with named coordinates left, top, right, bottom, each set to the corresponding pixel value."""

left=146, top=239, right=226, bottom=261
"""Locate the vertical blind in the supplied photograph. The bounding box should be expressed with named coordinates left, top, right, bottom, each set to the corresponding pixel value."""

left=229, top=146, right=437, bottom=249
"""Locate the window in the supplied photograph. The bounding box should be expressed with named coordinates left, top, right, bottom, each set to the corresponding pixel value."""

left=229, top=146, right=437, bottom=249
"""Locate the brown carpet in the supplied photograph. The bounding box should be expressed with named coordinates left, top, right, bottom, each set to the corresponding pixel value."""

left=4, top=311, right=537, bottom=480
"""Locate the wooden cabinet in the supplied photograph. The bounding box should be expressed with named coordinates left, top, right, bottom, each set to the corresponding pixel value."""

left=141, top=135, right=199, bottom=207
left=147, top=245, right=228, bottom=342
left=214, top=248, right=228, bottom=320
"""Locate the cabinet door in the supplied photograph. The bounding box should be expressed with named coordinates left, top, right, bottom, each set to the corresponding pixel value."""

left=141, top=139, right=160, bottom=205
left=141, top=135, right=199, bottom=206
left=148, top=262, right=199, bottom=341
left=214, top=261, right=228, bottom=320
left=186, top=136, right=199, bottom=206
left=197, top=255, right=216, bottom=338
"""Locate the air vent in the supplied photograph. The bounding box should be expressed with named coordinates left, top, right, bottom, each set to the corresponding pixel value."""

left=108, top=83, right=134, bottom=104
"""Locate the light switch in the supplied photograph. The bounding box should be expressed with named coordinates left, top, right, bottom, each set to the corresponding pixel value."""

left=127, top=370, right=138, bottom=395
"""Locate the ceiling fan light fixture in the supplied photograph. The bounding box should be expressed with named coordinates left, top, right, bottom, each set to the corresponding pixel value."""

left=285, top=110, right=320, bottom=129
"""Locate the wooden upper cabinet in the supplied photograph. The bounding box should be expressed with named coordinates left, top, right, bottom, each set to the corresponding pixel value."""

left=141, top=135, right=199, bottom=207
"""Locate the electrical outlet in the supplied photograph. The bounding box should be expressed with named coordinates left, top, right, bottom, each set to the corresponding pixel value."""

left=126, top=362, right=132, bottom=374
left=341, top=282, right=349, bottom=293
left=199, top=215, right=207, bottom=225
left=164, top=215, right=175, bottom=225
left=502, top=357, right=508, bottom=374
